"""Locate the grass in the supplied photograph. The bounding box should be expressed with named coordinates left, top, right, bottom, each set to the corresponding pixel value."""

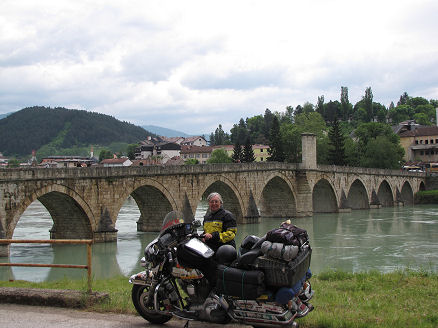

left=1, top=270, right=438, bottom=327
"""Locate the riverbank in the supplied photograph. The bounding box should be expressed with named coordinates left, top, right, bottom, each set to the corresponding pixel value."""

left=1, top=270, right=437, bottom=328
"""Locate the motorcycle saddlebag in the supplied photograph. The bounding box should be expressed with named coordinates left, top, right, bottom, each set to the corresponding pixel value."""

left=252, top=246, right=311, bottom=287
left=215, top=264, right=265, bottom=300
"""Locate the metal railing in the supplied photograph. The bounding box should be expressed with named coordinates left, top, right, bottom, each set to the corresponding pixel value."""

left=0, top=239, right=93, bottom=293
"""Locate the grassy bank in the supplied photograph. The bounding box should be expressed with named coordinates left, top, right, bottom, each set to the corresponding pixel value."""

left=415, top=190, right=438, bottom=204
left=1, top=270, right=438, bottom=328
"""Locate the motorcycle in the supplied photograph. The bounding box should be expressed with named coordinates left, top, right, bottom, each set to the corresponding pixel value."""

left=129, top=211, right=314, bottom=328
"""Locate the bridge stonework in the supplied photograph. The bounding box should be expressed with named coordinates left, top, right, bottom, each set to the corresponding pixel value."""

left=0, top=163, right=425, bottom=255
left=0, top=163, right=426, bottom=257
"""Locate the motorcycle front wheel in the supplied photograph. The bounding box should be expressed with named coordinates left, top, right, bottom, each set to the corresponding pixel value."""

left=131, top=284, right=172, bottom=324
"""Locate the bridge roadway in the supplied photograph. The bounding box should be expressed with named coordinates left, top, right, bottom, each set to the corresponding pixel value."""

left=0, top=159, right=425, bottom=255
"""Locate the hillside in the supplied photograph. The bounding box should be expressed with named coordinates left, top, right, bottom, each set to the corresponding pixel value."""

left=0, top=106, right=154, bottom=157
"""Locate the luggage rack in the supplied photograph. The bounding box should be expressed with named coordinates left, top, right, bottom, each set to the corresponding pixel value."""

left=252, top=246, right=312, bottom=287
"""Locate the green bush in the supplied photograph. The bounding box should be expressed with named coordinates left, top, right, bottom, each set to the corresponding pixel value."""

left=415, top=190, right=438, bottom=204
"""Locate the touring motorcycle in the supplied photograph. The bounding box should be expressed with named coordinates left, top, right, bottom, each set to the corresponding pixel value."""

left=129, top=211, right=314, bottom=328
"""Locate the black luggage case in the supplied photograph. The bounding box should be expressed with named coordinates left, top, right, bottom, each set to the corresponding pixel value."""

left=252, top=246, right=311, bottom=287
left=216, top=265, right=265, bottom=299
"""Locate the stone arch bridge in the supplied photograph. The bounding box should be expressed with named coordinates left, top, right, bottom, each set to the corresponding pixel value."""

left=0, top=159, right=426, bottom=256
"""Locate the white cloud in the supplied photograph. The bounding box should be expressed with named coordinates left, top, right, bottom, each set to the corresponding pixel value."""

left=1, top=0, right=437, bottom=134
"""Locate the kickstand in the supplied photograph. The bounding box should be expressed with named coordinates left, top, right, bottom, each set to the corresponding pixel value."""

left=183, top=320, right=189, bottom=328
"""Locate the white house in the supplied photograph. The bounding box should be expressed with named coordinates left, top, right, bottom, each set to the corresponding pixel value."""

left=100, top=158, right=132, bottom=167
left=135, top=142, right=181, bottom=164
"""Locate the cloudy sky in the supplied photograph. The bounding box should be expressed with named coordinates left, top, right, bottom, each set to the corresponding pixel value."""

left=1, top=0, right=437, bottom=134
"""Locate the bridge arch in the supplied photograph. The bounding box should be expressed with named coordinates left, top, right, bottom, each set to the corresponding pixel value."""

left=259, top=175, right=297, bottom=218
left=7, top=184, right=94, bottom=240
left=312, top=178, right=338, bottom=213
left=198, top=177, right=244, bottom=223
left=400, top=181, right=414, bottom=205
left=347, top=179, right=370, bottom=210
left=120, top=178, right=178, bottom=232
left=377, top=180, right=393, bottom=207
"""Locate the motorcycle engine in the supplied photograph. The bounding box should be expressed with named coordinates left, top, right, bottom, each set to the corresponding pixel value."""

left=190, top=296, right=228, bottom=324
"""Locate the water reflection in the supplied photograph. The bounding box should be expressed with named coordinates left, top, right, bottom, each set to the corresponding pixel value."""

left=1, top=199, right=437, bottom=282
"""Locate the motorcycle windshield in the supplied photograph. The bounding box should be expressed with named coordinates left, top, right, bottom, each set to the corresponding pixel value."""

left=184, top=238, right=214, bottom=258
left=160, top=211, right=185, bottom=234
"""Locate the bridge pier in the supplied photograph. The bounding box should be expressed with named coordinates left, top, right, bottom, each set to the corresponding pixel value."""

left=295, top=171, right=313, bottom=217
left=338, top=190, right=351, bottom=212
left=242, top=192, right=260, bottom=224
left=136, top=213, right=164, bottom=232
left=93, top=231, right=118, bottom=242
left=0, top=244, right=9, bottom=257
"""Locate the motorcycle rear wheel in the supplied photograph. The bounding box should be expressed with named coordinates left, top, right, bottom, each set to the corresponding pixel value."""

left=131, top=284, right=172, bottom=324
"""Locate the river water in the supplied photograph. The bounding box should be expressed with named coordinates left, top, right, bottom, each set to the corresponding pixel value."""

left=1, top=198, right=437, bottom=282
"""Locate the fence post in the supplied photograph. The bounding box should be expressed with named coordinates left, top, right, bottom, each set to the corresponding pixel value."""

left=87, top=242, right=92, bottom=294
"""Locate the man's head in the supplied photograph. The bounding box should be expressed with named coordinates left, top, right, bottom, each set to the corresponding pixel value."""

left=207, top=192, right=223, bottom=212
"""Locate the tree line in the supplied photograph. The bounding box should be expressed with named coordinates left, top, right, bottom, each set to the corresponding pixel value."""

left=209, top=88, right=438, bottom=169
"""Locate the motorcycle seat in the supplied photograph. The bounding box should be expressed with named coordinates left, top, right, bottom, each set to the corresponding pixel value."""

left=234, top=248, right=262, bottom=268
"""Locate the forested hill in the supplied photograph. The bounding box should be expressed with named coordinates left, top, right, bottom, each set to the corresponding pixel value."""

left=0, top=106, right=153, bottom=157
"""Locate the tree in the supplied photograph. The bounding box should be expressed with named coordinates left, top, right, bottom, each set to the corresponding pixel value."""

left=207, top=148, right=232, bottom=163
left=413, top=113, right=430, bottom=125
left=353, top=122, right=404, bottom=169
left=243, top=137, right=256, bottom=162
left=363, top=87, right=373, bottom=122
left=344, top=138, right=361, bottom=167
left=99, top=149, right=113, bottom=162
left=280, top=123, right=301, bottom=163
left=374, top=103, right=387, bottom=123
left=360, top=136, right=404, bottom=169
left=7, top=159, right=20, bottom=167
left=230, top=118, right=249, bottom=144
left=388, top=104, right=412, bottom=124
left=263, top=109, right=274, bottom=140
left=184, top=158, right=199, bottom=165
left=246, top=115, right=266, bottom=143
left=325, top=100, right=341, bottom=123
left=327, top=117, right=346, bottom=165
left=267, top=116, right=285, bottom=162
left=211, top=124, right=230, bottom=145
left=340, top=86, right=352, bottom=120
left=232, top=140, right=243, bottom=163
left=398, top=92, right=409, bottom=106
left=126, top=144, right=138, bottom=160
left=316, top=95, right=325, bottom=116
left=302, top=102, right=314, bottom=113
left=294, top=105, right=304, bottom=117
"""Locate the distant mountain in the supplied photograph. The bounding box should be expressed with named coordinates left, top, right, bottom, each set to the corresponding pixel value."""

left=0, top=112, right=13, bottom=120
left=142, top=125, right=192, bottom=137
left=0, top=106, right=156, bottom=157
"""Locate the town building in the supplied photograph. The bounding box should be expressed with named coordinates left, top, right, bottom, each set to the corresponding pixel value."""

left=39, top=156, right=97, bottom=168
left=398, top=125, right=438, bottom=163
left=100, top=158, right=132, bottom=167
left=135, top=140, right=181, bottom=164
left=180, top=145, right=213, bottom=164
left=180, top=136, right=208, bottom=146
left=161, top=135, right=208, bottom=147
